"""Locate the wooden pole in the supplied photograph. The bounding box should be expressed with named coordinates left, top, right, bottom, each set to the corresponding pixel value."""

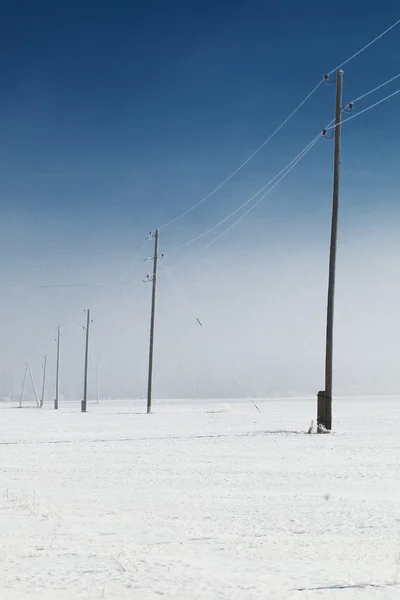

left=19, top=363, right=28, bottom=408
left=27, top=362, right=40, bottom=407
left=96, top=363, right=99, bottom=404
left=318, top=69, right=343, bottom=432
left=55, top=326, right=60, bottom=410
left=40, top=354, right=47, bottom=408
left=82, top=309, right=91, bottom=413
left=147, top=229, right=159, bottom=414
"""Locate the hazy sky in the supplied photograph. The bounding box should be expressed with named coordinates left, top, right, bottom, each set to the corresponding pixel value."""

left=1, top=0, right=400, bottom=403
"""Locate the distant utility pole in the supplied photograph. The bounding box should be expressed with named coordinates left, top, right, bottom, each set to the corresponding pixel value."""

left=20, top=362, right=40, bottom=408
left=55, top=326, right=60, bottom=410
left=96, top=363, right=100, bottom=404
left=19, top=363, right=28, bottom=408
left=27, top=363, right=40, bottom=407
left=318, top=70, right=343, bottom=432
left=40, top=354, right=47, bottom=408
left=82, top=309, right=92, bottom=413
left=147, top=229, right=160, bottom=414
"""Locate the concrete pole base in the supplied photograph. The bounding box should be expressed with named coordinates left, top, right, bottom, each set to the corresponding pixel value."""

left=317, top=390, right=332, bottom=431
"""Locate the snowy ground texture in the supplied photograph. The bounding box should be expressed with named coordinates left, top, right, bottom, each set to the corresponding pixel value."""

left=1, top=397, right=400, bottom=600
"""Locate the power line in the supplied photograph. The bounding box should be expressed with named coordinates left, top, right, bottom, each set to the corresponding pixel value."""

left=168, top=135, right=321, bottom=268
left=328, top=17, right=400, bottom=74
left=170, top=81, right=400, bottom=268
left=327, top=86, right=400, bottom=130
left=158, top=18, right=400, bottom=232
left=159, top=80, right=324, bottom=230
left=350, top=72, right=400, bottom=104
left=164, top=133, right=322, bottom=255
left=2, top=281, right=142, bottom=290
left=0, top=244, right=146, bottom=291
left=119, top=239, right=147, bottom=282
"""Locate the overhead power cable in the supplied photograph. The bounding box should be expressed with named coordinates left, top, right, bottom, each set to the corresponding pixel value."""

left=158, top=17, right=400, bottom=231
left=159, top=81, right=323, bottom=230
left=328, top=17, right=400, bottom=74
left=168, top=135, right=321, bottom=268
left=119, top=239, right=147, bottom=282
left=327, top=87, right=400, bottom=131
left=349, top=72, right=400, bottom=105
left=164, top=133, right=322, bottom=255
left=170, top=81, right=400, bottom=268
left=2, top=281, right=142, bottom=290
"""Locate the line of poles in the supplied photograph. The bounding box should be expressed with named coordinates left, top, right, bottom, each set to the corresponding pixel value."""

left=22, top=225, right=158, bottom=414
left=18, top=226, right=156, bottom=413
left=147, top=72, right=344, bottom=431
left=19, top=311, right=96, bottom=412
left=31, top=228, right=162, bottom=414
left=143, top=72, right=344, bottom=431
left=15, top=71, right=343, bottom=430
left=146, top=72, right=344, bottom=431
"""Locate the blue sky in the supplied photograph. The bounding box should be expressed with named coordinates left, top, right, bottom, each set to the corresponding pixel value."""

left=1, top=0, right=400, bottom=251
left=1, top=0, right=400, bottom=399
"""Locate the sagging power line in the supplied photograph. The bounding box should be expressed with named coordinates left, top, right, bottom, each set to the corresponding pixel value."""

left=158, top=17, right=400, bottom=232
left=349, top=72, right=400, bottom=105
left=327, top=86, right=400, bottom=132
left=327, top=17, right=400, bottom=75
left=169, top=80, right=400, bottom=270
left=167, top=135, right=321, bottom=269
left=159, top=80, right=323, bottom=230
left=164, top=133, right=322, bottom=257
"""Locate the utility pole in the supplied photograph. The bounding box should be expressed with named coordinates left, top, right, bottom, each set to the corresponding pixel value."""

left=27, top=362, right=40, bottom=407
left=147, top=229, right=159, bottom=414
left=19, top=363, right=28, bottom=408
left=55, top=326, right=60, bottom=410
left=82, top=309, right=92, bottom=413
left=19, top=362, right=39, bottom=407
left=40, top=354, right=47, bottom=408
left=96, top=363, right=100, bottom=404
left=318, top=69, right=343, bottom=432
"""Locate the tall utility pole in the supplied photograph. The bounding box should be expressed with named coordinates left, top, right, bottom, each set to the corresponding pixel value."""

left=55, top=326, right=60, bottom=410
left=40, top=354, right=47, bottom=408
left=82, top=309, right=92, bottom=413
left=147, top=229, right=159, bottom=414
left=318, top=69, right=343, bottom=432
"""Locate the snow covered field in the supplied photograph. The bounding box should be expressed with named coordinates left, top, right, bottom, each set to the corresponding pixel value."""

left=1, top=397, right=400, bottom=599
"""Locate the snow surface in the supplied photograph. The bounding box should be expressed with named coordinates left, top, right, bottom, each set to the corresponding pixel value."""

left=1, top=397, right=400, bottom=599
